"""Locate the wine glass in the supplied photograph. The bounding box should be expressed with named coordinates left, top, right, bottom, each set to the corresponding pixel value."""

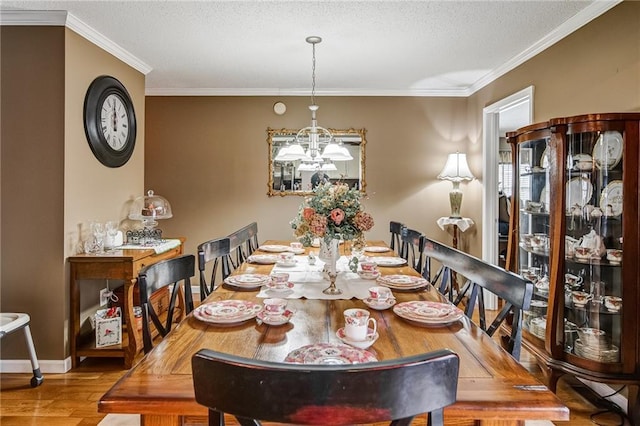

left=105, top=221, right=119, bottom=249
left=90, top=221, right=106, bottom=253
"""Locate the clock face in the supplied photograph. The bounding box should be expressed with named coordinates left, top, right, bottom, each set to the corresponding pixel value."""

left=84, top=75, right=137, bottom=168
left=100, top=94, right=130, bottom=151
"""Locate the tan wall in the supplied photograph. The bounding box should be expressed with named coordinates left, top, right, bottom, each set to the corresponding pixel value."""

left=0, top=27, right=145, bottom=360
left=1, top=26, right=66, bottom=359
left=145, top=96, right=473, bottom=259
left=63, top=29, right=146, bottom=358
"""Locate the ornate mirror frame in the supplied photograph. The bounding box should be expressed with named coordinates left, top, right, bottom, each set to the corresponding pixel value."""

left=267, top=128, right=367, bottom=197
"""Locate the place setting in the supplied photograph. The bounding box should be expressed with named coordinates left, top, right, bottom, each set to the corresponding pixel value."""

left=393, top=300, right=464, bottom=326
left=256, top=297, right=294, bottom=326
left=376, top=274, right=429, bottom=291
left=223, top=273, right=270, bottom=290
left=362, top=286, right=396, bottom=311
left=263, top=272, right=295, bottom=295
left=356, top=260, right=381, bottom=280
left=193, top=300, right=263, bottom=325
left=246, top=254, right=279, bottom=264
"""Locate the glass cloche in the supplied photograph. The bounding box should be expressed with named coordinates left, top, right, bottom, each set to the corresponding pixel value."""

left=128, top=190, right=173, bottom=229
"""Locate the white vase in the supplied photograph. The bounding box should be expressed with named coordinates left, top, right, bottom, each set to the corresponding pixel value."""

left=319, top=238, right=340, bottom=275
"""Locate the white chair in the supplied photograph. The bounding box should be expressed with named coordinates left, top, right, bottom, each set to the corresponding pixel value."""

left=0, top=313, right=44, bottom=386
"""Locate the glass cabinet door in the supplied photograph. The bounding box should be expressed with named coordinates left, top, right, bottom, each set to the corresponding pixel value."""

left=515, top=133, right=552, bottom=342
left=561, top=128, right=623, bottom=363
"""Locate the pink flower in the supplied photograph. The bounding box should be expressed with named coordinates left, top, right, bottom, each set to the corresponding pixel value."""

left=354, top=211, right=374, bottom=231
left=302, top=207, right=315, bottom=220
left=330, top=208, right=345, bottom=225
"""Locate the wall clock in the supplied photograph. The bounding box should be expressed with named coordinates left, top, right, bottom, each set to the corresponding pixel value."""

left=83, top=75, right=137, bottom=167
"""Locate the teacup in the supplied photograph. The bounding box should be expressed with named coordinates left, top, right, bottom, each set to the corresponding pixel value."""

left=606, top=249, right=622, bottom=264
left=574, top=247, right=592, bottom=259
left=278, top=252, right=295, bottom=264
left=368, top=286, right=392, bottom=301
left=360, top=261, right=378, bottom=273
left=604, top=295, right=622, bottom=312
left=564, top=273, right=583, bottom=288
left=343, top=308, right=377, bottom=342
left=290, top=241, right=303, bottom=251
left=571, top=291, right=591, bottom=307
left=263, top=298, right=287, bottom=316
left=270, top=272, right=290, bottom=288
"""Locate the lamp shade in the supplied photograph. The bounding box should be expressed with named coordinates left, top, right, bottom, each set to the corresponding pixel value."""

left=437, top=152, right=475, bottom=182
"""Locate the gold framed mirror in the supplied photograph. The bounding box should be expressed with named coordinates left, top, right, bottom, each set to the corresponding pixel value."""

left=267, top=128, right=367, bottom=197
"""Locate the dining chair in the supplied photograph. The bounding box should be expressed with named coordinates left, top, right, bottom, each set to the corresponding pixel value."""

left=197, top=237, right=232, bottom=300
left=389, top=221, right=404, bottom=253
left=422, top=237, right=533, bottom=360
left=192, top=348, right=459, bottom=426
left=137, top=254, right=195, bottom=354
left=399, top=227, right=425, bottom=274
left=227, top=222, right=259, bottom=269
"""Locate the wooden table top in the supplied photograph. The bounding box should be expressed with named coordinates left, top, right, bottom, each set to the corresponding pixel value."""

left=98, top=241, right=568, bottom=425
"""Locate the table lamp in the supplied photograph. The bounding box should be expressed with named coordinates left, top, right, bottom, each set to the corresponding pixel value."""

left=437, top=152, right=475, bottom=218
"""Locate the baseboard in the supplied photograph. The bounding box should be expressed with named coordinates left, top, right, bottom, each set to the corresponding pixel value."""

left=0, top=356, right=72, bottom=373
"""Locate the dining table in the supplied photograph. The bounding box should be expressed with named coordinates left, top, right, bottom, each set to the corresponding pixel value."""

left=98, top=240, right=569, bottom=426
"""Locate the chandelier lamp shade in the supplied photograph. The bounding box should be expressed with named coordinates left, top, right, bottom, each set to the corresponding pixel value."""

left=274, top=36, right=352, bottom=167
left=437, top=152, right=475, bottom=218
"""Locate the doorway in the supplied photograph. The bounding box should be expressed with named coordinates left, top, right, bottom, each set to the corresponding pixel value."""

left=482, top=86, right=534, bottom=308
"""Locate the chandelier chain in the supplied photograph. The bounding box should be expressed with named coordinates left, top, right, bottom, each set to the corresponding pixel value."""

left=311, top=41, right=316, bottom=106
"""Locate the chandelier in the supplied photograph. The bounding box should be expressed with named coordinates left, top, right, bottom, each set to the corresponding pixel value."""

left=274, top=36, right=353, bottom=166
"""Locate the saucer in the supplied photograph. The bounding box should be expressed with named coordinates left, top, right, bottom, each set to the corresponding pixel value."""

left=276, top=260, right=297, bottom=267
left=266, top=281, right=294, bottom=293
left=336, top=327, right=378, bottom=349
left=357, top=270, right=380, bottom=280
left=256, top=310, right=293, bottom=326
left=363, top=297, right=396, bottom=311
left=288, top=248, right=305, bottom=254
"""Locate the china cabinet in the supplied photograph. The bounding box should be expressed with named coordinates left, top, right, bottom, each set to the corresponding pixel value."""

left=506, top=113, right=639, bottom=423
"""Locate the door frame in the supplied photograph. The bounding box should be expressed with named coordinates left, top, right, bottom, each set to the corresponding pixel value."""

left=482, top=86, right=534, bottom=308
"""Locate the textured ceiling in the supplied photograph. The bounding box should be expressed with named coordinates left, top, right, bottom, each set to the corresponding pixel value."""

left=0, top=1, right=620, bottom=96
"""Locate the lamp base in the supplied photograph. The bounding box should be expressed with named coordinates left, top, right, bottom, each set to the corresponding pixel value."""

left=449, top=189, right=463, bottom=218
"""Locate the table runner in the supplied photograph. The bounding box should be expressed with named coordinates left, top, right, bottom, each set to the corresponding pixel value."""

left=253, top=255, right=378, bottom=300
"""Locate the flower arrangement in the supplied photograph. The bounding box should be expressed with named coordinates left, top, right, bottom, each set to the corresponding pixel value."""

left=291, top=182, right=374, bottom=246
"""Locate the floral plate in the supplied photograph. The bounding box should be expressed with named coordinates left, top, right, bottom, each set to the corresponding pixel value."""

left=369, top=257, right=407, bottom=267
left=376, top=274, right=428, bottom=290
left=247, top=254, right=279, bottom=264
left=224, top=274, right=270, bottom=289
left=258, top=244, right=291, bottom=253
left=284, top=343, right=377, bottom=364
left=193, top=300, right=262, bottom=324
left=393, top=301, right=464, bottom=326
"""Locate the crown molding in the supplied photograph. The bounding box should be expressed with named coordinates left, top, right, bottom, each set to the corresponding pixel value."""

left=468, top=0, right=622, bottom=96
left=0, top=10, right=152, bottom=75
left=145, top=87, right=471, bottom=97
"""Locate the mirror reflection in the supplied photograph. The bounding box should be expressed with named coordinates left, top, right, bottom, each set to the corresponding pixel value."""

left=267, top=128, right=367, bottom=197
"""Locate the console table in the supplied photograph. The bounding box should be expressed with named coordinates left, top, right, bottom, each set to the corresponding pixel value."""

left=68, top=239, right=183, bottom=369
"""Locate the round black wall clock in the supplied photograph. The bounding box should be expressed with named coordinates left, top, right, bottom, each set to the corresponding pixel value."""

left=83, top=75, right=137, bottom=167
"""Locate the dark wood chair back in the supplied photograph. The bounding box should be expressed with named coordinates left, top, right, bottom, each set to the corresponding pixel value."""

left=138, top=254, right=195, bottom=354
left=422, top=237, right=533, bottom=360
left=192, top=348, right=459, bottom=426
left=227, top=222, right=259, bottom=268
left=197, top=237, right=232, bottom=300
left=400, top=227, right=425, bottom=273
left=389, top=221, right=404, bottom=253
